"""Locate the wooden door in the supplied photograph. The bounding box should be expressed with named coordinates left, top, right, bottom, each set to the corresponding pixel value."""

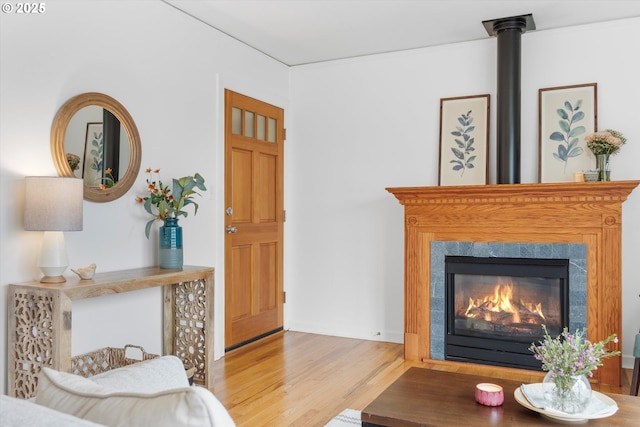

left=224, top=90, right=284, bottom=350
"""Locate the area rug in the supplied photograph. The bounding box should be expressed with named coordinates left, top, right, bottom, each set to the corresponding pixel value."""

left=324, top=408, right=361, bottom=426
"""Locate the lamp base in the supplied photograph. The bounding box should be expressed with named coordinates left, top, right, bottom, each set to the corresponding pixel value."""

left=38, top=231, right=70, bottom=284
left=40, top=275, right=67, bottom=284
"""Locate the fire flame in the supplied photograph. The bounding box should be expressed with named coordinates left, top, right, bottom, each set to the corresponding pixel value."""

left=463, top=282, right=546, bottom=324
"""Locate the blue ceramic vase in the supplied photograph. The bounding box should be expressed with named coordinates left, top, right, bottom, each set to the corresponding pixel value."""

left=159, top=218, right=183, bottom=269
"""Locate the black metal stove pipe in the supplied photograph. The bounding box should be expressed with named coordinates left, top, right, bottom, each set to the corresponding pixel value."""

left=496, top=20, right=524, bottom=184
left=483, top=14, right=535, bottom=184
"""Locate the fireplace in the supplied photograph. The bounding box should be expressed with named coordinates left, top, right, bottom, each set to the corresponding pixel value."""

left=387, top=181, right=639, bottom=385
left=445, top=256, right=569, bottom=369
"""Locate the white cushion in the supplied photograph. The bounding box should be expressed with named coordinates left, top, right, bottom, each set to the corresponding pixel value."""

left=35, top=360, right=235, bottom=427
left=90, top=355, right=189, bottom=393
left=0, top=394, right=105, bottom=427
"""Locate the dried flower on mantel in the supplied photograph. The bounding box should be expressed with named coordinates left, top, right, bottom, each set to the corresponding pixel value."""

left=584, top=129, right=626, bottom=156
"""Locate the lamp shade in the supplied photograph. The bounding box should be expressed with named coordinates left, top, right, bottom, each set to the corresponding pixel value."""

left=24, top=177, right=83, bottom=231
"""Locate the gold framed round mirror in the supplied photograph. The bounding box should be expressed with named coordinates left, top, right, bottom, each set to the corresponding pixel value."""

left=51, top=92, right=141, bottom=202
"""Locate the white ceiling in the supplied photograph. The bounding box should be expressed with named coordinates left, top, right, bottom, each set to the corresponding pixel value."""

left=163, top=0, right=640, bottom=66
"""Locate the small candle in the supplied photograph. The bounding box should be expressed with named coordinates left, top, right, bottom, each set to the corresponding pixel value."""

left=573, top=172, right=585, bottom=182
left=475, top=383, right=504, bottom=406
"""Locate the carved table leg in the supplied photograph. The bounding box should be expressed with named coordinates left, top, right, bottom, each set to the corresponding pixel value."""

left=165, top=275, right=213, bottom=388
left=8, top=287, right=56, bottom=399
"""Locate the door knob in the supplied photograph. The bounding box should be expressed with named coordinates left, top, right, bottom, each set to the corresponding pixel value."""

left=226, top=225, right=238, bottom=234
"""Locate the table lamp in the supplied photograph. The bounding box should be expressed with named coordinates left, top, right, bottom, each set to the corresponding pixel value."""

left=24, top=176, right=83, bottom=283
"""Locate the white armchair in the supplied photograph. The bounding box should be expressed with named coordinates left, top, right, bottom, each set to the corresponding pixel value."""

left=2, top=356, right=235, bottom=427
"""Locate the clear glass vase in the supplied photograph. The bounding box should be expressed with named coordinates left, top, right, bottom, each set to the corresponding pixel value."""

left=159, top=218, right=183, bottom=269
left=543, top=372, right=592, bottom=414
left=596, top=153, right=610, bottom=181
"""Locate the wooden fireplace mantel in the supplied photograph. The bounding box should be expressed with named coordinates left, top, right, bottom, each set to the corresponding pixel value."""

left=387, top=180, right=639, bottom=386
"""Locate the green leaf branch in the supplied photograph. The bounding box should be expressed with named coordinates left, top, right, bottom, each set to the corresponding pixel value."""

left=549, top=100, right=586, bottom=170
left=449, top=110, right=477, bottom=175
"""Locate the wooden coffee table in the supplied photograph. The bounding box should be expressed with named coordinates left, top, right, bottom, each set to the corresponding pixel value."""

left=361, top=368, right=640, bottom=426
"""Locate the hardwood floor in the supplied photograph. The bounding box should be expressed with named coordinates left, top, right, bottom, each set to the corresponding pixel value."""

left=210, top=331, right=634, bottom=427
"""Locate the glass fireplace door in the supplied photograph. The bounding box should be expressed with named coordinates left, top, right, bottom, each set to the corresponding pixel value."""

left=445, top=256, right=569, bottom=369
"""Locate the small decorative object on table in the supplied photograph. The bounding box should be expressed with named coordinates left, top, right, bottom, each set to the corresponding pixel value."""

left=475, top=383, right=504, bottom=406
left=583, top=170, right=599, bottom=182
left=584, top=129, right=626, bottom=181
left=136, top=168, right=206, bottom=269
left=71, top=263, right=96, bottom=280
left=528, top=325, right=620, bottom=414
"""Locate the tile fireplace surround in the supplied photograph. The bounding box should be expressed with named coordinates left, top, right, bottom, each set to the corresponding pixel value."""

left=388, top=180, right=639, bottom=386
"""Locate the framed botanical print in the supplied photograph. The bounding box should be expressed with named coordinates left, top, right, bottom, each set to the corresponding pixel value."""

left=438, top=94, right=490, bottom=186
left=82, top=122, right=104, bottom=188
left=538, top=83, right=597, bottom=183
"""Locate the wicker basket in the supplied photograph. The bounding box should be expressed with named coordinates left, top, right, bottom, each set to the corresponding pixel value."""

left=71, top=344, right=159, bottom=378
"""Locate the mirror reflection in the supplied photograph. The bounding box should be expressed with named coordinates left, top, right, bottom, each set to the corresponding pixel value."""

left=64, top=106, right=130, bottom=188
left=51, top=92, right=141, bottom=203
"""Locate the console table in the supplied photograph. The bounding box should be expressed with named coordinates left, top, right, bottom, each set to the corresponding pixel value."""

left=7, top=266, right=214, bottom=399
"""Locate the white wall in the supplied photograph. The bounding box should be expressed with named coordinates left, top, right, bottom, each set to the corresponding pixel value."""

left=287, top=18, right=640, bottom=368
left=2, top=2, right=639, bottom=396
left=0, top=0, right=289, bottom=393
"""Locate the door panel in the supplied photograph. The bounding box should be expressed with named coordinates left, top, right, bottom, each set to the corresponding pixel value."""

left=230, top=245, right=252, bottom=320
left=231, top=149, right=253, bottom=223
left=258, top=154, right=277, bottom=221
left=258, top=242, right=277, bottom=312
left=224, top=90, right=284, bottom=350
